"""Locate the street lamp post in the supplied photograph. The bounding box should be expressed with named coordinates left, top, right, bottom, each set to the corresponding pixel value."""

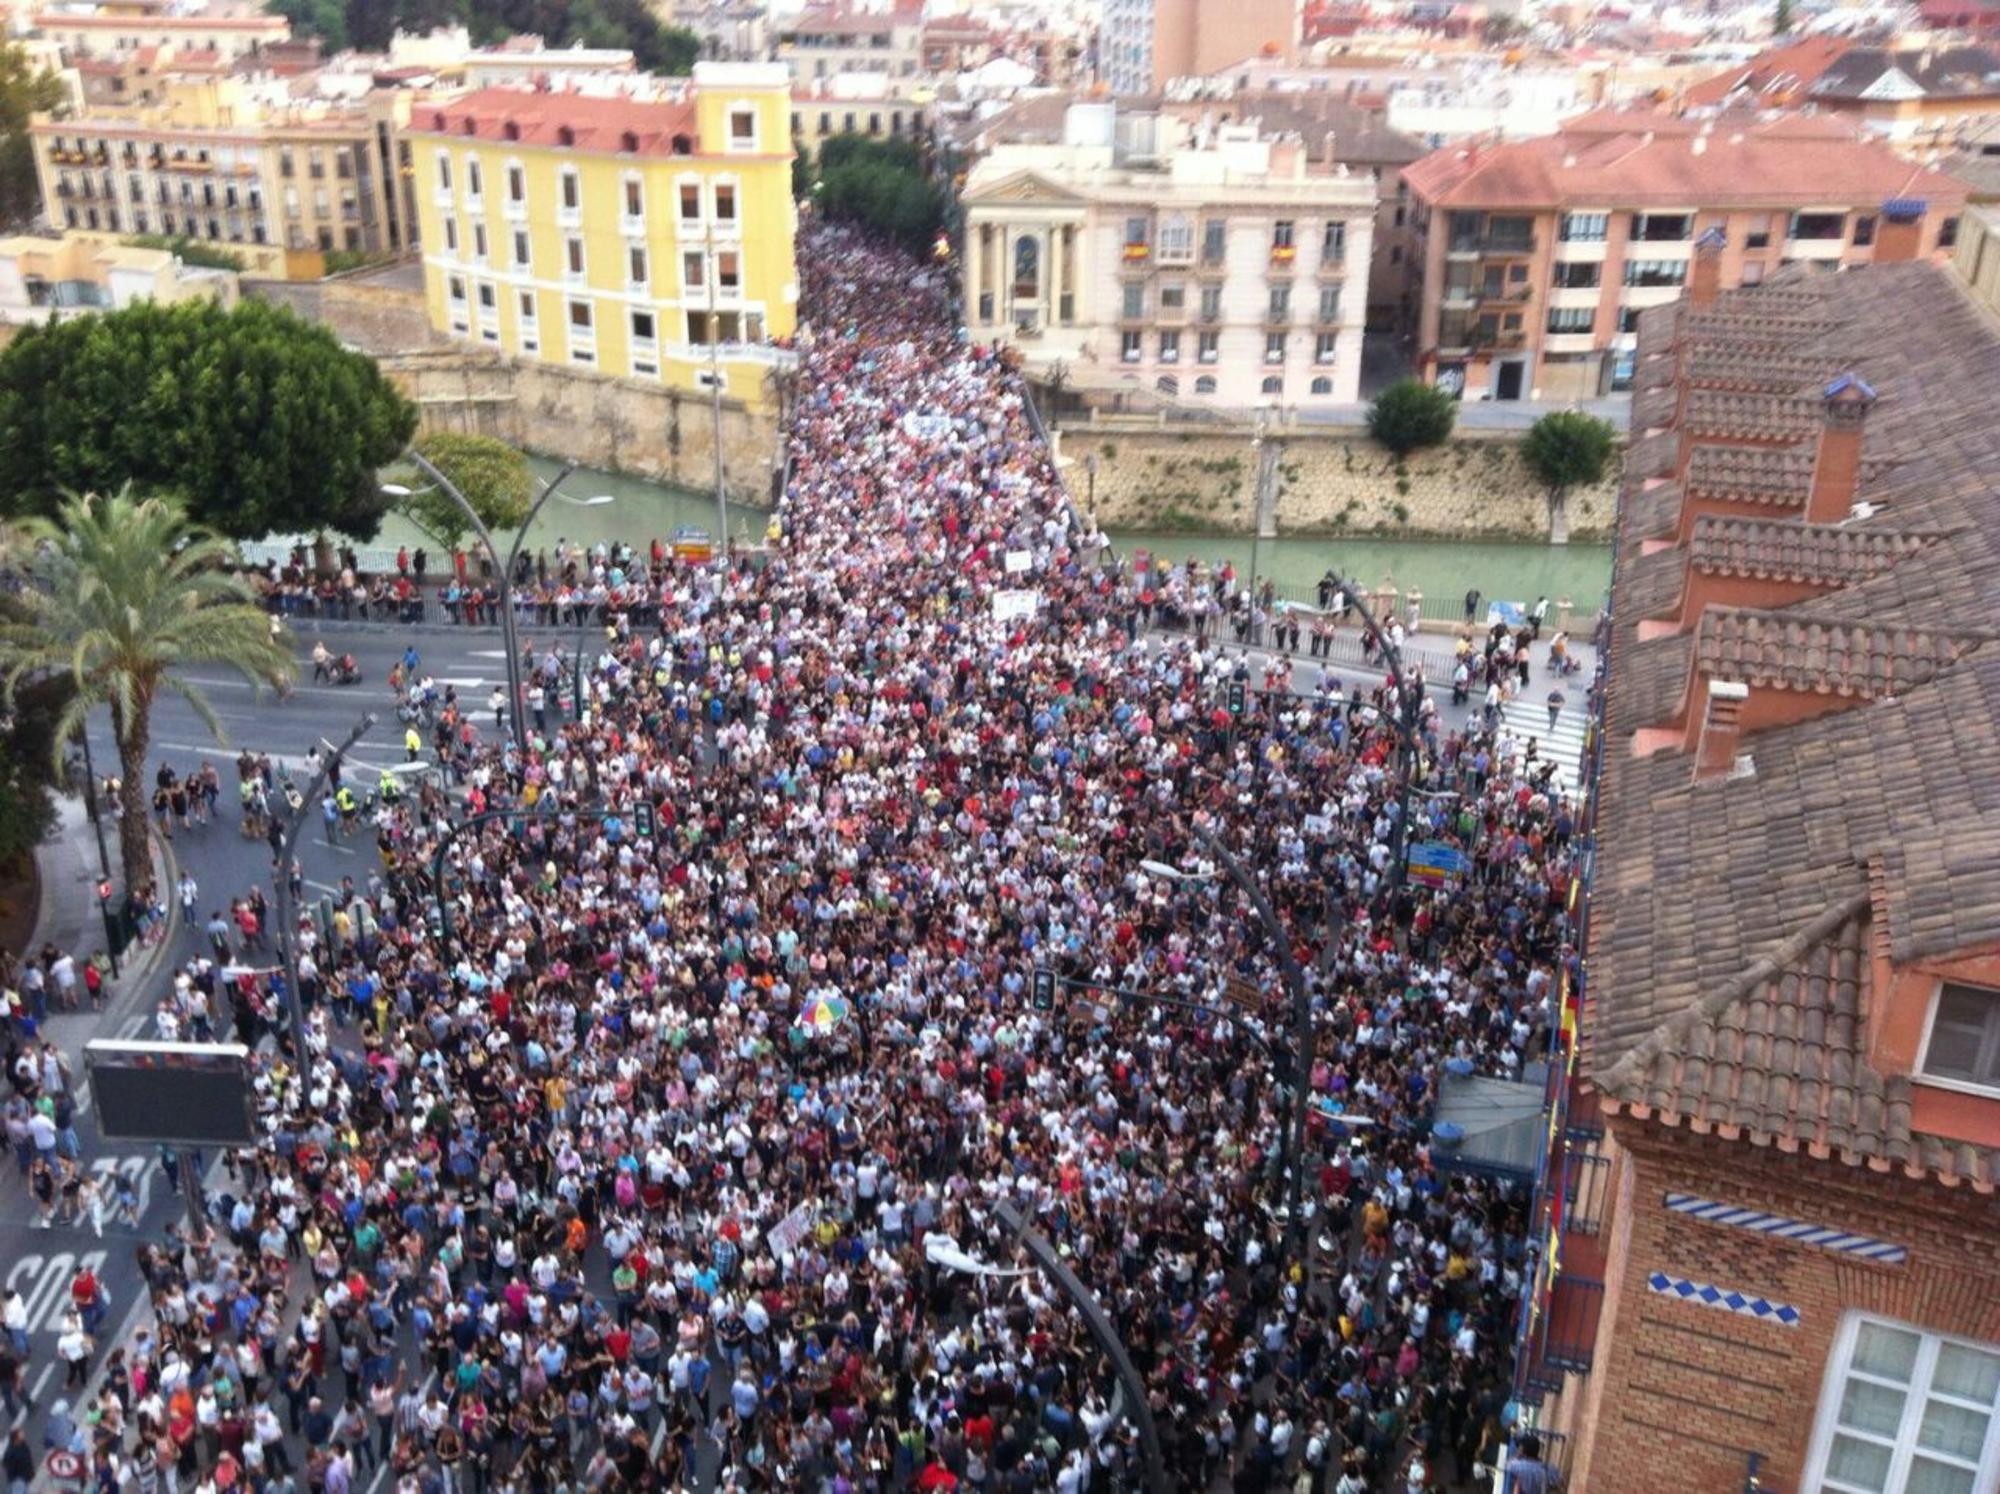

left=384, top=457, right=611, bottom=762
left=73, top=717, right=121, bottom=977
left=273, top=712, right=375, bottom=1067
left=992, top=1198, right=1172, bottom=1493
left=706, top=221, right=730, bottom=561
left=1144, top=821, right=1333, bottom=1276
left=1324, top=570, right=1426, bottom=889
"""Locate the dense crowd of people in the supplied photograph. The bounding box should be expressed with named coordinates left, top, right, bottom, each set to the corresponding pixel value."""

left=5, top=223, right=1586, bottom=1493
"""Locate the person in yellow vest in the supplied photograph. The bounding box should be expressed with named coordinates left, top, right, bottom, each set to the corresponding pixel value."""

left=405, top=725, right=422, bottom=762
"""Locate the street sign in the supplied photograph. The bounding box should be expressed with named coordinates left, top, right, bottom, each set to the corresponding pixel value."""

left=1033, top=968, right=1056, bottom=1011
left=672, top=526, right=713, bottom=564
left=85, top=1039, right=254, bottom=1147
left=1408, top=841, right=1471, bottom=887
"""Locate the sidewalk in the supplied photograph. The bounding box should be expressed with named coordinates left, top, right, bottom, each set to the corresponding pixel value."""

left=23, top=793, right=183, bottom=1083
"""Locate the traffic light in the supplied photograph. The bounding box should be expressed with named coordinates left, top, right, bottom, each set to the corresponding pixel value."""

left=1033, top=967, right=1055, bottom=1011
left=634, top=800, right=655, bottom=839
left=1228, top=681, right=1246, bottom=717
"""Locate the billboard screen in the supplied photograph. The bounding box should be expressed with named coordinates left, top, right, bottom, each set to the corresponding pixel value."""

left=84, top=1040, right=255, bottom=1147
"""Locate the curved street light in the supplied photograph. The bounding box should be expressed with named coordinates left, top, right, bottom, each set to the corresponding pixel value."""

left=381, top=456, right=616, bottom=760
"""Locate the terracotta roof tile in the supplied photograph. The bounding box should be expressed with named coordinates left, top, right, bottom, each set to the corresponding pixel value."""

left=1689, top=515, right=1947, bottom=587
left=1694, top=606, right=1983, bottom=698
left=1684, top=388, right=1820, bottom=441
left=1684, top=443, right=1813, bottom=504
left=411, top=89, right=700, bottom=158
left=1591, top=261, right=2000, bottom=1192
left=1599, top=904, right=1996, bottom=1189
left=1404, top=111, right=1966, bottom=212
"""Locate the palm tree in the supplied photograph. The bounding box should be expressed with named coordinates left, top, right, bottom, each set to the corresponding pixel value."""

left=0, top=488, right=292, bottom=889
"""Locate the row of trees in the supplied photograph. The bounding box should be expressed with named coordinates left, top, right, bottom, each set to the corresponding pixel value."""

left=266, top=0, right=700, bottom=73
left=1368, top=378, right=1617, bottom=526
left=806, top=135, right=947, bottom=256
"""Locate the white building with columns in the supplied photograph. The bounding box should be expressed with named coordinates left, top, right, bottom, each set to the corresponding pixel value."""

left=960, top=101, right=1375, bottom=410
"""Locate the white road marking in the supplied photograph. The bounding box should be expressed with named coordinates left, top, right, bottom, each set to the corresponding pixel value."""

left=6, top=1249, right=108, bottom=1333
left=467, top=650, right=509, bottom=660
left=437, top=676, right=486, bottom=688
left=305, top=880, right=346, bottom=897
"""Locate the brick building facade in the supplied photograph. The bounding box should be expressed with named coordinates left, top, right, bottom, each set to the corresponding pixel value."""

left=1519, top=258, right=2000, bottom=1491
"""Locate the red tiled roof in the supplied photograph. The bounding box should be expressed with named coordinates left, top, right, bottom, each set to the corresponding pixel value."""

left=1693, top=607, right=1982, bottom=699
left=1403, top=112, right=1967, bottom=211
left=1588, top=262, right=2000, bottom=1194
left=1679, top=34, right=1851, bottom=107
left=1688, top=516, right=1948, bottom=588
left=409, top=89, right=699, bottom=157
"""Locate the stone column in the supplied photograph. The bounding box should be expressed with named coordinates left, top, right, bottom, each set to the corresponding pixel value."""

left=1042, top=225, right=1056, bottom=329
left=1050, top=224, right=1066, bottom=326
left=966, top=220, right=985, bottom=327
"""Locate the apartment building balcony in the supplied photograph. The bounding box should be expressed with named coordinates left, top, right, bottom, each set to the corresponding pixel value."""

left=1480, top=284, right=1534, bottom=304
left=1121, top=242, right=1150, bottom=265
left=1264, top=308, right=1293, bottom=330
left=1316, top=259, right=1345, bottom=280
left=503, top=196, right=526, bottom=223
left=1480, top=233, right=1535, bottom=257
left=1441, top=283, right=1477, bottom=311
left=1155, top=240, right=1194, bottom=267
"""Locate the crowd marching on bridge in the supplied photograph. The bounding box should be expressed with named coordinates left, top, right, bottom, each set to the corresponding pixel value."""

left=1, top=223, right=1586, bottom=1494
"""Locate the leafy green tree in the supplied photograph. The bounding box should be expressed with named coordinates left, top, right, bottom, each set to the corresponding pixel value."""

left=0, top=43, right=66, bottom=229
left=0, top=489, right=292, bottom=887
left=1774, top=0, right=1795, bottom=34
left=1367, top=378, right=1458, bottom=457
left=120, top=234, right=247, bottom=271
left=393, top=432, right=534, bottom=552
left=266, top=0, right=351, bottom=51
left=1521, top=410, right=1618, bottom=533
left=0, top=298, right=417, bottom=538
left=0, top=671, right=69, bottom=872
left=816, top=135, right=943, bottom=254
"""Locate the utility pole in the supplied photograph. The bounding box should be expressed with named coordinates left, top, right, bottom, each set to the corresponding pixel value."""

left=708, top=218, right=729, bottom=561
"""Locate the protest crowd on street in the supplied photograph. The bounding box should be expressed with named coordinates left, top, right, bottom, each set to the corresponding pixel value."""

left=3, top=223, right=1584, bottom=1494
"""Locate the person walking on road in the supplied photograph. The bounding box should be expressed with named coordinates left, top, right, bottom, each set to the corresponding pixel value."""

left=178, top=872, right=199, bottom=928
left=1547, top=688, right=1565, bottom=731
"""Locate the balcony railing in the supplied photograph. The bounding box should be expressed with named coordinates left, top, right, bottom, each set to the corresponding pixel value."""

left=1481, top=284, right=1534, bottom=303
left=1481, top=233, right=1535, bottom=256
left=1269, top=244, right=1298, bottom=270
left=1121, top=242, right=1150, bottom=263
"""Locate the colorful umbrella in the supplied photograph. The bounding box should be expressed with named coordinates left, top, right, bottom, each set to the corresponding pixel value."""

left=796, top=994, right=852, bottom=1035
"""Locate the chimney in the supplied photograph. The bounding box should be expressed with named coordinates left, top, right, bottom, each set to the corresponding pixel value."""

left=1695, top=679, right=1750, bottom=781
left=1873, top=196, right=1927, bottom=263
left=1689, top=225, right=1727, bottom=308
left=1807, top=372, right=1878, bottom=523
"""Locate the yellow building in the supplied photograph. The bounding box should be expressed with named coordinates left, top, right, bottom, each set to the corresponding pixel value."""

left=408, top=62, right=798, bottom=409
left=30, top=78, right=423, bottom=279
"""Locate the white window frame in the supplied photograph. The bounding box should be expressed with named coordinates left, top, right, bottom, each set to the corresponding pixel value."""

left=565, top=297, right=594, bottom=364
left=464, top=153, right=482, bottom=207
left=676, top=173, right=703, bottom=225
left=557, top=167, right=581, bottom=227
left=512, top=229, right=531, bottom=271
left=621, top=171, right=645, bottom=231
left=711, top=175, right=740, bottom=231
left=1916, top=980, right=2000, bottom=1097
left=726, top=102, right=760, bottom=153
left=1803, top=1312, right=2000, bottom=1494
left=564, top=233, right=586, bottom=283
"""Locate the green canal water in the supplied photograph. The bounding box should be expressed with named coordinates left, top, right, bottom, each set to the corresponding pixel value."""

left=365, top=459, right=1612, bottom=613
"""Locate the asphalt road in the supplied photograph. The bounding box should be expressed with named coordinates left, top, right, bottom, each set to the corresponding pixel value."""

left=4, top=612, right=1577, bottom=1475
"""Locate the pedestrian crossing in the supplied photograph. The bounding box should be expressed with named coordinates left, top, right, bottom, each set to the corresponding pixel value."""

left=1499, top=695, right=1591, bottom=800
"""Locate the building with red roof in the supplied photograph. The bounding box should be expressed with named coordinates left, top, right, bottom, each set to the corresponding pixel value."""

left=1403, top=112, right=1967, bottom=401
